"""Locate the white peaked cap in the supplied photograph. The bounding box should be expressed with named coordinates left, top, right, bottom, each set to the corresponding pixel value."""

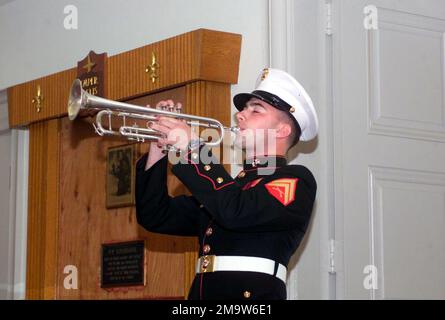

left=233, top=68, right=319, bottom=143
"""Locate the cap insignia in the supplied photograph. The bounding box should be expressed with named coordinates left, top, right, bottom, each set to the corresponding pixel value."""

left=261, top=68, right=269, bottom=81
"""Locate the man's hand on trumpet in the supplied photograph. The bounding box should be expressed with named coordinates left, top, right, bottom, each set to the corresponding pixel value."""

left=145, top=99, right=198, bottom=170
left=149, top=99, right=198, bottom=151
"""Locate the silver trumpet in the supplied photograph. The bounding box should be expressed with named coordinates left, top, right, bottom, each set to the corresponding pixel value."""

left=67, top=79, right=239, bottom=150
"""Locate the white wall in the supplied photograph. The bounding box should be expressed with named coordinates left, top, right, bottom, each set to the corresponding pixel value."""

left=0, top=0, right=269, bottom=94
left=0, top=0, right=329, bottom=299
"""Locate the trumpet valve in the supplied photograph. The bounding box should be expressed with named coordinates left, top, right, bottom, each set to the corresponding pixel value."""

left=174, top=103, right=182, bottom=113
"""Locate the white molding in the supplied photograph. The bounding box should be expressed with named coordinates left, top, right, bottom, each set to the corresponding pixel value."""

left=369, top=165, right=445, bottom=299
left=0, top=89, right=13, bottom=300
left=0, top=89, right=28, bottom=300
left=269, top=0, right=299, bottom=300
left=9, top=129, right=18, bottom=300
left=331, top=0, right=346, bottom=300
left=12, top=128, right=28, bottom=300
left=0, top=90, right=8, bottom=131
left=12, top=282, right=25, bottom=299
left=323, top=0, right=340, bottom=301
left=7, top=129, right=16, bottom=300
left=367, top=7, right=445, bottom=143
left=0, top=90, right=7, bottom=104
left=268, top=0, right=272, bottom=67
left=268, top=0, right=296, bottom=71
left=0, top=281, right=25, bottom=300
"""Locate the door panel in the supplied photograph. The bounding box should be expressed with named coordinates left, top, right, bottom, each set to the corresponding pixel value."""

left=334, top=0, right=445, bottom=299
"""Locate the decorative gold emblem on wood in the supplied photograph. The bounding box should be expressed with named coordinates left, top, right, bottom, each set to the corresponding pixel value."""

left=31, top=85, right=44, bottom=113
left=145, top=51, right=160, bottom=83
left=82, top=54, right=96, bottom=73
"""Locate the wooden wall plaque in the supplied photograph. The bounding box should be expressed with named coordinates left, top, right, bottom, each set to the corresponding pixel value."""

left=77, top=50, right=107, bottom=98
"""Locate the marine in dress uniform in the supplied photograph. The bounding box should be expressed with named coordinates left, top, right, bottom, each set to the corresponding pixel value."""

left=135, top=68, right=319, bottom=300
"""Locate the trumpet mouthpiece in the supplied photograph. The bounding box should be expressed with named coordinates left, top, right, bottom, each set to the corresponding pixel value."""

left=228, top=126, right=240, bottom=133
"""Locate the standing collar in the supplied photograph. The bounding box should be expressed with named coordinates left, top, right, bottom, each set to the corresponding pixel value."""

left=243, top=155, right=287, bottom=170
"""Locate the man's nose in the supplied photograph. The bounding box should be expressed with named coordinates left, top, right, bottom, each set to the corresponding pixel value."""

left=236, top=110, right=246, bottom=122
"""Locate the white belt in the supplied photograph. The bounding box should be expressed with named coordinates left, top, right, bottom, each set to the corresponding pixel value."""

left=196, top=255, right=287, bottom=284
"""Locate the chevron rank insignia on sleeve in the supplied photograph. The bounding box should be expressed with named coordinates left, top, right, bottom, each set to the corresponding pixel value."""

left=264, top=178, right=299, bottom=206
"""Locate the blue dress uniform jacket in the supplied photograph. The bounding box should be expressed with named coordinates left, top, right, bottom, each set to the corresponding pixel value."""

left=135, top=145, right=316, bottom=300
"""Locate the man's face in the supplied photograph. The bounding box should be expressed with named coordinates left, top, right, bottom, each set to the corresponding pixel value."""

left=234, top=98, right=283, bottom=151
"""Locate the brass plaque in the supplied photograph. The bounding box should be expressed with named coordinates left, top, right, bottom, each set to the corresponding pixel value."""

left=101, top=240, right=145, bottom=288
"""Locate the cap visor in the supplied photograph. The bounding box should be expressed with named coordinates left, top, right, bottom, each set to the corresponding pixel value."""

left=233, top=93, right=266, bottom=110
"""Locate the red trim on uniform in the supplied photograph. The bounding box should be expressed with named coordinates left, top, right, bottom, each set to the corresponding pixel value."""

left=189, top=161, right=235, bottom=190
left=184, top=150, right=235, bottom=190
left=181, top=149, right=194, bottom=162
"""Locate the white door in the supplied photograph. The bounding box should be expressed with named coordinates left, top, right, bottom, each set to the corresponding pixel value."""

left=333, top=0, right=445, bottom=299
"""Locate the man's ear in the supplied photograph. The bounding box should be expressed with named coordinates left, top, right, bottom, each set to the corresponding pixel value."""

left=275, top=123, right=292, bottom=139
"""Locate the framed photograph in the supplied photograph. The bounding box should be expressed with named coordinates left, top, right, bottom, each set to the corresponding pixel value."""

left=106, top=144, right=136, bottom=208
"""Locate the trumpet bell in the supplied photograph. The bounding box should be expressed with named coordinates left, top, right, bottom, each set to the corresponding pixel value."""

left=68, top=79, right=83, bottom=121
